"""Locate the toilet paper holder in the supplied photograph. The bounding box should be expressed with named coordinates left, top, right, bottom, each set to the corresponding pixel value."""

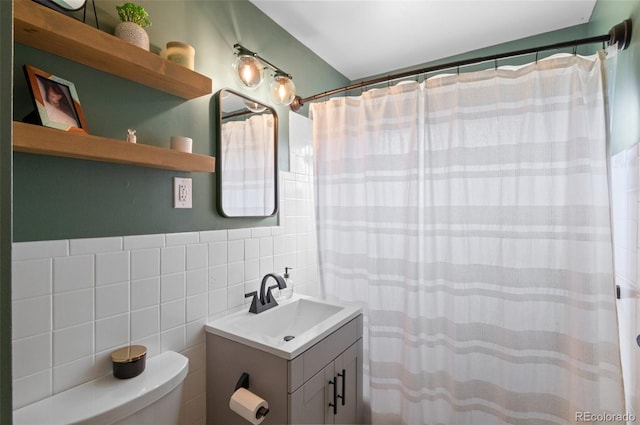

left=234, top=372, right=269, bottom=419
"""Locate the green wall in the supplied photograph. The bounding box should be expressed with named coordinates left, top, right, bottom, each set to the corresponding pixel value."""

left=349, top=23, right=589, bottom=88
left=12, top=0, right=349, bottom=242
left=588, top=0, right=640, bottom=155
left=1, top=0, right=12, bottom=423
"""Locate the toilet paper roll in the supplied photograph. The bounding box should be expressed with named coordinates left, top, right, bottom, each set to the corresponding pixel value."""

left=229, top=388, right=269, bottom=425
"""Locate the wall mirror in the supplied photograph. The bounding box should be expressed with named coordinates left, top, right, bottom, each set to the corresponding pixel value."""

left=215, top=89, right=278, bottom=217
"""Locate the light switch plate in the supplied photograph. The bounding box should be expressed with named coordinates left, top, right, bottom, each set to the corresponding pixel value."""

left=173, top=177, right=192, bottom=208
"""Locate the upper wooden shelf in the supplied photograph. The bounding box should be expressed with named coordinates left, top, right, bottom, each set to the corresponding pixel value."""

left=14, top=0, right=212, bottom=100
left=13, top=122, right=216, bottom=172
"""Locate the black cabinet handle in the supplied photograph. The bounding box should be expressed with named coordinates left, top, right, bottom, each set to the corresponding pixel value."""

left=328, top=377, right=337, bottom=415
left=337, top=369, right=346, bottom=406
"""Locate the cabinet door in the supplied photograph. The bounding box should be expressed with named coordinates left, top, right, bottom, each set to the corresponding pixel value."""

left=290, top=364, right=333, bottom=424
left=334, top=343, right=359, bottom=425
left=289, top=339, right=362, bottom=425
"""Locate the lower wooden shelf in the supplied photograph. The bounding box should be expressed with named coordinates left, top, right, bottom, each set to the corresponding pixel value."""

left=13, top=122, right=215, bottom=172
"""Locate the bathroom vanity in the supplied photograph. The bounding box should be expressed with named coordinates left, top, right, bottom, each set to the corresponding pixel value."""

left=205, top=296, right=363, bottom=425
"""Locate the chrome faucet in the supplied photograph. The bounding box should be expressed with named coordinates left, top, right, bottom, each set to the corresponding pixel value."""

left=244, top=273, right=288, bottom=314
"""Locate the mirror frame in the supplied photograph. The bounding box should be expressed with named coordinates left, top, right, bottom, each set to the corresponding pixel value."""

left=215, top=88, right=279, bottom=218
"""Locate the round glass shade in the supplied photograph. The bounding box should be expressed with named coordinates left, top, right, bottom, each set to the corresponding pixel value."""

left=243, top=99, right=267, bottom=113
left=269, top=75, right=296, bottom=105
left=232, top=55, right=263, bottom=89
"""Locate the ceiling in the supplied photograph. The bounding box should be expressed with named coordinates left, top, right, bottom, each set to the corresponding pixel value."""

left=249, top=0, right=598, bottom=81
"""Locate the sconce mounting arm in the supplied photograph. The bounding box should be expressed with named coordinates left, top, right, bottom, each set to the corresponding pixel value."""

left=234, top=43, right=293, bottom=79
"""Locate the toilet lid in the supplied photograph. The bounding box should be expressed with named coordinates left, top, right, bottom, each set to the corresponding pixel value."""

left=13, top=351, right=188, bottom=425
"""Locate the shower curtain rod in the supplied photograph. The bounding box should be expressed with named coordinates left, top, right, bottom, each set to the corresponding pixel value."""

left=289, top=19, right=632, bottom=112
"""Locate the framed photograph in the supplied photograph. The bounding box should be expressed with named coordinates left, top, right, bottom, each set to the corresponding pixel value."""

left=23, top=65, right=89, bottom=134
left=32, top=0, right=87, bottom=12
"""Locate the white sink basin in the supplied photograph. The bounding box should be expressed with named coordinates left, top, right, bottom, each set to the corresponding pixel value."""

left=205, top=295, right=362, bottom=359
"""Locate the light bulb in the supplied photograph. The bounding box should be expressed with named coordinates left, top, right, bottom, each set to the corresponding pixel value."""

left=269, top=74, right=296, bottom=106
left=232, top=55, right=263, bottom=89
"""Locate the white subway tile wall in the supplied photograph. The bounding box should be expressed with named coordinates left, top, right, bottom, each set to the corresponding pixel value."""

left=611, top=144, right=640, bottom=420
left=11, top=170, right=320, bottom=425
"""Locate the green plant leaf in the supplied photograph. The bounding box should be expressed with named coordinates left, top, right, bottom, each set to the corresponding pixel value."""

left=116, top=2, right=151, bottom=28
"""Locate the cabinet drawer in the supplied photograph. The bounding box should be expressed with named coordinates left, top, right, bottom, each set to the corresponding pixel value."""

left=288, top=315, right=362, bottom=392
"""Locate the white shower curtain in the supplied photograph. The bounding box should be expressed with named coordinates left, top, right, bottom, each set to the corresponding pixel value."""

left=311, top=53, right=625, bottom=425
left=221, top=114, right=275, bottom=216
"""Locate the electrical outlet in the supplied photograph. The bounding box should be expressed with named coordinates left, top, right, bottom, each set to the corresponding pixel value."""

left=173, top=177, right=192, bottom=208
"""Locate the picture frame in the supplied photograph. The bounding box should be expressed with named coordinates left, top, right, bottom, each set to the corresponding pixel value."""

left=23, top=65, right=89, bottom=134
left=32, top=0, right=87, bottom=12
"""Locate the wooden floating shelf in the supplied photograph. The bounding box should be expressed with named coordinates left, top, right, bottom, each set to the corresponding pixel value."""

left=13, top=122, right=216, bottom=173
left=14, top=0, right=212, bottom=100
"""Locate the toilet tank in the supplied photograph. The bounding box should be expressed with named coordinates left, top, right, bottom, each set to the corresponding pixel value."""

left=13, top=351, right=189, bottom=425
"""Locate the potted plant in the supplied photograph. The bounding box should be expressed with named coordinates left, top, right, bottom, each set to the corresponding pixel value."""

left=114, top=2, right=152, bottom=51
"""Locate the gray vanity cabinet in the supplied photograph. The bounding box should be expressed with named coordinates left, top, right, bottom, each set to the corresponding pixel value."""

left=289, top=342, right=359, bottom=424
left=206, top=315, right=363, bottom=425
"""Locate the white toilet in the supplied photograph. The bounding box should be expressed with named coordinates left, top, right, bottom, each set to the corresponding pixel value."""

left=13, top=351, right=189, bottom=425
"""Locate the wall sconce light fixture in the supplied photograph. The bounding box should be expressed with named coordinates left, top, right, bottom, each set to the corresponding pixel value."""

left=233, top=43, right=296, bottom=106
left=232, top=52, right=263, bottom=89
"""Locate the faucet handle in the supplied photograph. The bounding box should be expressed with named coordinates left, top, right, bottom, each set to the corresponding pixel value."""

left=244, top=291, right=260, bottom=314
